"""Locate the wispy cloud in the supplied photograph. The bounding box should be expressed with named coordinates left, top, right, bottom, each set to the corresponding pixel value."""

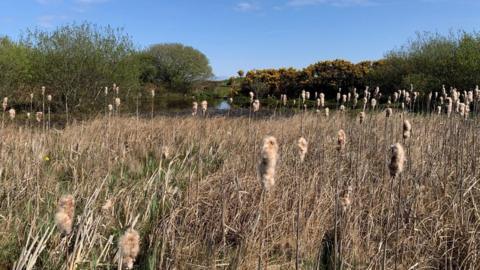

left=75, top=0, right=109, bottom=4
left=287, top=0, right=374, bottom=7
left=235, top=2, right=260, bottom=12
left=35, top=0, right=62, bottom=4
left=37, top=15, right=67, bottom=28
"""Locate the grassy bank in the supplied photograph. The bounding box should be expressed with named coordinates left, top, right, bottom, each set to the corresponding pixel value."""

left=0, top=111, right=478, bottom=269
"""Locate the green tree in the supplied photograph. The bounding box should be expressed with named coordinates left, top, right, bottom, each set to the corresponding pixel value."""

left=147, top=43, right=213, bottom=93
left=21, top=22, right=139, bottom=113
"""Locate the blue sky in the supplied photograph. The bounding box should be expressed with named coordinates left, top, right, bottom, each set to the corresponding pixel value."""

left=1, top=0, right=480, bottom=77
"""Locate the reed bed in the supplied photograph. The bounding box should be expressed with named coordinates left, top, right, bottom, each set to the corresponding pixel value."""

left=0, top=111, right=479, bottom=269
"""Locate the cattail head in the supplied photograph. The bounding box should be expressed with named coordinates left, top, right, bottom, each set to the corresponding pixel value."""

left=389, top=143, right=405, bottom=178
left=151, top=89, right=155, bottom=97
left=115, top=86, right=120, bottom=95
left=325, top=107, right=329, bottom=117
left=55, top=194, right=75, bottom=235
left=41, top=86, right=45, bottom=96
left=108, top=104, right=113, bottom=112
left=297, top=137, right=308, bottom=163
left=2, top=97, right=7, bottom=111
left=359, top=111, right=365, bottom=124
left=306, top=91, right=310, bottom=100
left=342, top=94, right=347, bottom=103
left=104, top=87, right=108, bottom=96
left=337, top=129, right=346, bottom=151
left=30, top=93, right=34, bottom=100
left=339, top=105, right=345, bottom=112
left=403, top=120, right=411, bottom=139
left=229, top=97, right=233, bottom=104
left=385, top=108, right=392, bottom=118
left=301, top=90, right=306, bottom=103
left=36, top=112, right=43, bottom=122
left=253, top=99, right=260, bottom=112
left=336, top=92, right=341, bottom=102
left=201, top=100, right=208, bottom=114
left=249, top=92, right=254, bottom=103
left=47, top=95, right=52, bottom=102
left=115, top=98, right=121, bottom=107
left=119, top=228, right=140, bottom=269
left=161, top=146, right=170, bottom=159
left=8, top=108, right=15, bottom=120
left=102, top=199, right=113, bottom=213
left=459, top=103, right=466, bottom=117
left=192, top=101, right=198, bottom=116
left=27, top=112, right=31, bottom=119
left=340, top=186, right=353, bottom=212
left=437, top=105, right=442, bottom=115
left=259, top=136, right=278, bottom=192
left=370, top=98, right=377, bottom=109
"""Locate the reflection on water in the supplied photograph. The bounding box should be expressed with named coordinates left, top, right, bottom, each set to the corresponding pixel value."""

left=216, top=100, right=231, bottom=110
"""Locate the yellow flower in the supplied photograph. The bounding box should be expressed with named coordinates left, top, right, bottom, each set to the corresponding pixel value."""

left=44, top=156, right=50, bottom=161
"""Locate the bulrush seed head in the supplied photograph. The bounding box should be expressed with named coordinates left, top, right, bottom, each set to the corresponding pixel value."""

left=201, top=100, right=208, bottom=114
left=297, top=137, right=308, bottom=163
left=386, top=108, right=392, bottom=118
left=389, top=143, right=405, bottom=178
left=403, top=120, right=412, bottom=139
left=259, top=136, right=279, bottom=192
left=55, top=194, right=75, bottom=235
left=8, top=108, right=15, bottom=120
left=119, top=228, right=140, bottom=269
left=359, top=111, right=365, bottom=124
left=36, top=112, right=43, bottom=122
left=192, top=102, right=198, bottom=116
left=253, top=99, right=260, bottom=112
left=337, top=129, right=346, bottom=151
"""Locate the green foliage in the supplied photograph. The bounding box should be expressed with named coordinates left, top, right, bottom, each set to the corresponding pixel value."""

left=19, top=22, right=140, bottom=112
left=369, top=31, right=480, bottom=94
left=147, top=43, right=213, bottom=93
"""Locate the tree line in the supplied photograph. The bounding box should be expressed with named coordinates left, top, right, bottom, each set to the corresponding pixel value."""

left=240, top=31, right=480, bottom=101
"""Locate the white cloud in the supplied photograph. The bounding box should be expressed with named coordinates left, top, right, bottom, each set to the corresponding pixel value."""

left=287, top=0, right=374, bottom=7
left=235, top=2, right=260, bottom=12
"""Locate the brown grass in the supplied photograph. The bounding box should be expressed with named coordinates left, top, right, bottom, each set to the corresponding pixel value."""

left=0, top=111, right=479, bottom=269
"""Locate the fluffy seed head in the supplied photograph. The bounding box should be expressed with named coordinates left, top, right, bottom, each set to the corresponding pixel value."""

left=47, top=95, right=52, bottom=102
left=253, top=99, right=260, bottom=112
left=297, top=137, right=308, bottom=163
left=108, top=104, right=113, bottom=112
left=259, top=136, right=278, bottom=192
left=325, top=107, right=329, bottom=117
left=201, top=100, right=208, bottom=114
left=55, top=194, right=75, bottom=235
left=119, top=228, right=140, bottom=269
left=403, top=120, right=411, bottom=139
left=389, top=143, right=405, bottom=178
left=115, top=98, right=121, bottom=107
left=359, top=111, right=365, bottom=124
left=41, top=86, right=45, bottom=95
left=337, top=129, right=346, bottom=151
left=8, top=108, right=15, bottom=120
left=386, top=108, right=392, bottom=118
left=36, top=112, right=43, bottom=122
left=192, top=102, right=198, bottom=116
left=2, top=97, right=7, bottom=111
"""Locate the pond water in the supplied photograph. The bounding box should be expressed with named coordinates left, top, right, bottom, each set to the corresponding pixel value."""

left=215, top=100, right=231, bottom=110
